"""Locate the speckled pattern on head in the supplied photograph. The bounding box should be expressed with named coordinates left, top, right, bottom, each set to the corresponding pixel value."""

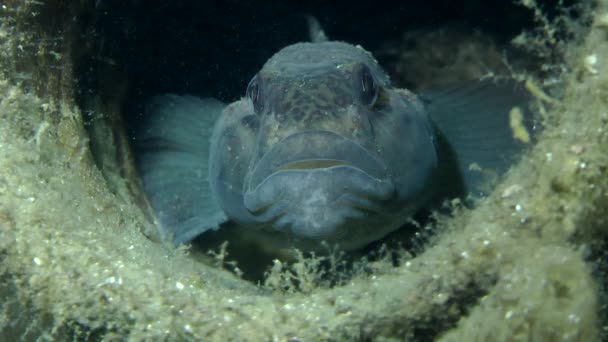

left=248, top=42, right=398, bottom=165
left=262, top=42, right=390, bottom=83
left=259, top=42, right=388, bottom=124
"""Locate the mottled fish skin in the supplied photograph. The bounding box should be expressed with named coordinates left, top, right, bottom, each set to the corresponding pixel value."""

left=209, top=42, right=438, bottom=251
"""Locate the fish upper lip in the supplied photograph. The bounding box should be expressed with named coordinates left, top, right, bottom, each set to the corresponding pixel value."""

left=247, top=130, right=389, bottom=190
left=243, top=164, right=396, bottom=224
left=276, top=159, right=349, bottom=171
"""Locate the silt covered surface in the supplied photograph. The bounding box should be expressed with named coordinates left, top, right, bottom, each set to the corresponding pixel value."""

left=0, top=0, right=607, bottom=340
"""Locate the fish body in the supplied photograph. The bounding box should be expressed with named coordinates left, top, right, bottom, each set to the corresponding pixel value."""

left=135, top=41, right=532, bottom=251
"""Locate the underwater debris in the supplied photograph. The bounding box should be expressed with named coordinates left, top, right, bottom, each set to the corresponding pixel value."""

left=509, top=106, right=531, bottom=143
left=584, top=53, right=599, bottom=75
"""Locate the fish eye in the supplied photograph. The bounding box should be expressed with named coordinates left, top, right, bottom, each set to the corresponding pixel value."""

left=246, top=75, right=263, bottom=113
left=359, top=64, right=378, bottom=106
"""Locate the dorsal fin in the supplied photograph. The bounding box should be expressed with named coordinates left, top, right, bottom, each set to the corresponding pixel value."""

left=307, top=16, right=329, bottom=43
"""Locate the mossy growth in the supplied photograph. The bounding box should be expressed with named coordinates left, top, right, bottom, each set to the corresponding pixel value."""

left=0, top=0, right=607, bottom=341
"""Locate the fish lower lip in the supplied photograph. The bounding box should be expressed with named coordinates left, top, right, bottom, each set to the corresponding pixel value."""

left=243, top=167, right=395, bottom=238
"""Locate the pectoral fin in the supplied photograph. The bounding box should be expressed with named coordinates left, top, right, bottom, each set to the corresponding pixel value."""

left=421, top=79, right=536, bottom=198
left=134, top=95, right=228, bottom=245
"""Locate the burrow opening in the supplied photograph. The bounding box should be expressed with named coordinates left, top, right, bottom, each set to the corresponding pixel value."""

left=70, top=0, right=573, bottom=283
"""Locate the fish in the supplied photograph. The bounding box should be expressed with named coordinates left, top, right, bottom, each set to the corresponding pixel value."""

left=134, top=40, right=534, bottom=252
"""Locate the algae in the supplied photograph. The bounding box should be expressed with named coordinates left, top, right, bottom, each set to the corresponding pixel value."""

left=0, top=0, right=607, bottom=341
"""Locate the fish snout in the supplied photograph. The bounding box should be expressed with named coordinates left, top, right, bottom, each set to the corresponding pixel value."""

left=244, top=131, right=395, bottom=239
left=244, top=166, right=394, bottom=239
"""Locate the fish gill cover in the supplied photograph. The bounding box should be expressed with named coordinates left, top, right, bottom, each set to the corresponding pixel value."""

left=0, top=0, right=606, bottom=340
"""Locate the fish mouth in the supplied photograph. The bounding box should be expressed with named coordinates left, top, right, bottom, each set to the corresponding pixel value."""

left=244, top=131, right=395, bottom=239
left=247, top=130, right=389, bottom=188
left=277, top=159, right=348, bottom=171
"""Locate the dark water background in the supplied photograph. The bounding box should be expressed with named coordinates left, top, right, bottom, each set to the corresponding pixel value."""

left=101, top=0, right=567, bottom=121
left=69, top=0, right=575, bottom=134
